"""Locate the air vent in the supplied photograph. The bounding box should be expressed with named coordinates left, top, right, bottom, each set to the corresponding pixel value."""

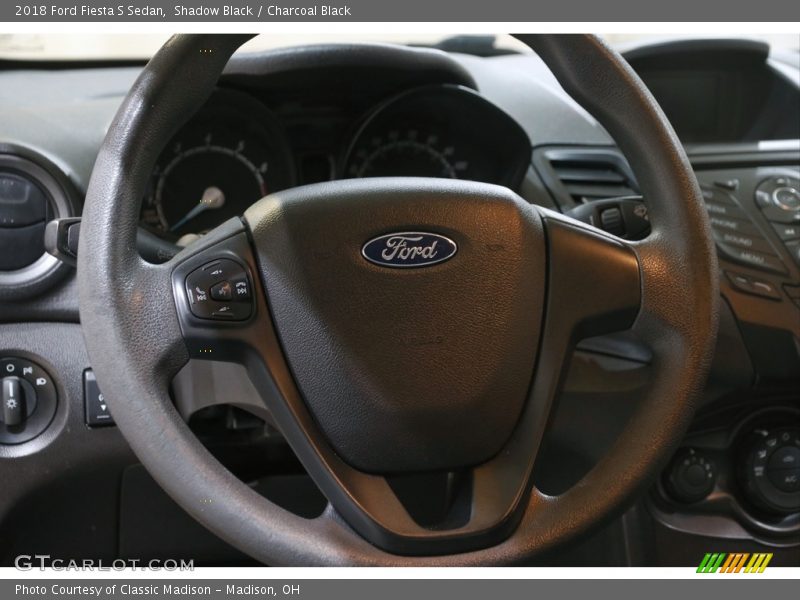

left=0, top=145, right=76, bottom=300
left=533, top=147, right=639, bottom=208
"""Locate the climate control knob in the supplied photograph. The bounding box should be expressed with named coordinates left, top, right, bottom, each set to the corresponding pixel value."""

left=664, top=448, right=717, bottom=504
left=741, top=427, right=800, bottom=514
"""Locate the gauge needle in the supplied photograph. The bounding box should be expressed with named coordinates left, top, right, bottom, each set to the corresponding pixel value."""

left=169, top=186, right=226, bottom=232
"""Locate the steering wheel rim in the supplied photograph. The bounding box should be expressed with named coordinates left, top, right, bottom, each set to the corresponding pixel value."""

left=78, top=33, right=718, bottom=565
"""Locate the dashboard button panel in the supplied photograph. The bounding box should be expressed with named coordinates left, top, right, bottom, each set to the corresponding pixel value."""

left=701, top=184, right=788, bottom=275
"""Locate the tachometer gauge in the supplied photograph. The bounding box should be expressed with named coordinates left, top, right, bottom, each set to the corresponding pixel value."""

left=141, top=90, right=294, bottom=240
left=347, top=130, right=468, bottom=179
left=341, top=85, right=531, bottom=189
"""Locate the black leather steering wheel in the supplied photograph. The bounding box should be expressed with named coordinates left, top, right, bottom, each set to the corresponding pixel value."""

left=78, top=34, right=719, bottom=565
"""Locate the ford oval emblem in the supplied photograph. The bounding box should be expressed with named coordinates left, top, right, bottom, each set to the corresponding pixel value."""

left=361, top=232, right=457, bottom=268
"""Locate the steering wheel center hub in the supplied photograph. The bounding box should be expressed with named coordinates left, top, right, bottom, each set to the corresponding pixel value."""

left=245, top=178, right=546, bottom=473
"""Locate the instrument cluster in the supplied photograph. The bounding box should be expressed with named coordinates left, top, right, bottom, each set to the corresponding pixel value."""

left=140, top=85, right=531, bottom=241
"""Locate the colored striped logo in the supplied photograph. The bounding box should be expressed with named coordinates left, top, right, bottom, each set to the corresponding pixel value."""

left=697, top=553, right=773, bottom=573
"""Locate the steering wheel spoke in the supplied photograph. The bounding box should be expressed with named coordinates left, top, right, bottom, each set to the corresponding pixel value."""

left=525, top=208, right=643, bottom=420
left=541, top=209, right=642, bottom=340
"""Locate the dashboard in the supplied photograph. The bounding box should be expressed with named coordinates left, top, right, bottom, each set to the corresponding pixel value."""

left=625, top=39, right=799, bottom=144
left=140, top=83, right=530, bottom=242
left=0, top=37, right=798, bottom=567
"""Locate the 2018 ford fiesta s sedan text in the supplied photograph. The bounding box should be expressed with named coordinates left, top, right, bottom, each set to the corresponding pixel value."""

left=0, top=33, right=798, bottom=566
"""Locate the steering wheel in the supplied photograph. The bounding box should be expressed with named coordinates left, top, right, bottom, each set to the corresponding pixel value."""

left=78, top=34, right=718, bottom=565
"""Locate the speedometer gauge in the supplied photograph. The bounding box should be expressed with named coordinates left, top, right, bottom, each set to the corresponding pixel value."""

left=141, top=89, right=294, bottom=240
